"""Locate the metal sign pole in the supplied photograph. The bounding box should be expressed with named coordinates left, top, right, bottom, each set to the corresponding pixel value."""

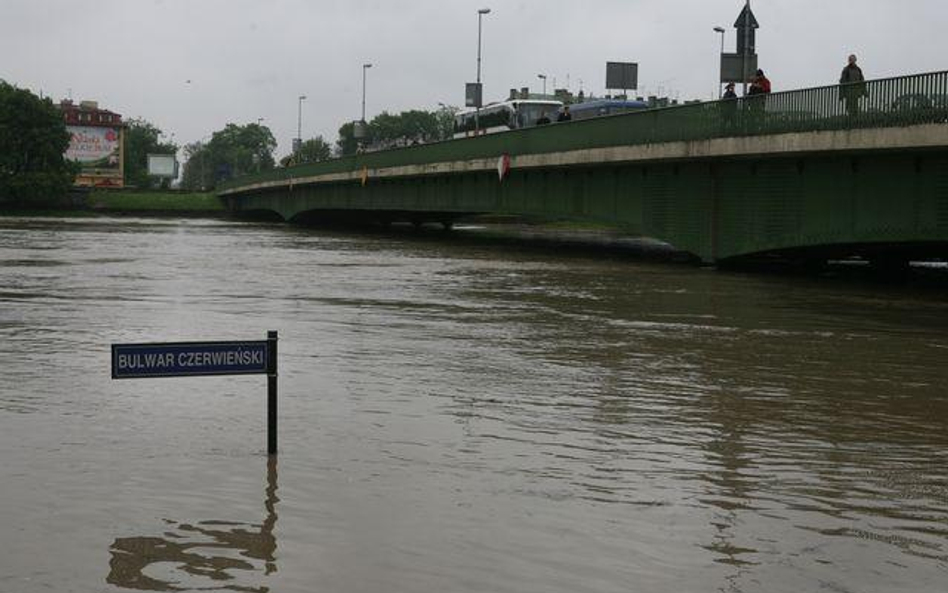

left=112, top=332, right=282, bottom=456
left=267, top=331, right=278, bottom=456
left=742, top=4, right=750, bottom=96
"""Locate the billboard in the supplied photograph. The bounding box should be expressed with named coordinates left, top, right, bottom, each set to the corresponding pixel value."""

left=147, top=154, right=177, bottom=178
left=66, top=126, right=121, bottom=171
left=606, top=62, right=639, bottom=91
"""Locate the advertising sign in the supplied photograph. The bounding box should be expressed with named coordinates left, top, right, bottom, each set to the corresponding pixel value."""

left=147, top=154, right=177, bottom=178
left=66, top=126, right=122, bottom=171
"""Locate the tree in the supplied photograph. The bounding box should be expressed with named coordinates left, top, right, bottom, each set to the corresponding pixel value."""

left=282, top=136, right=332, bottom=167
left=180, top=142, right=211, bottom=191
left=0, top=81, right=76, bottom=207
left=434, top=105, right=459, bottom=140
left=335, top=121, right=361, bottom=157
left=181, top=122, right=276, bottom=190
left=334, top=108, right=455, bottom=157
left=123, top=118, right=177, bottom=189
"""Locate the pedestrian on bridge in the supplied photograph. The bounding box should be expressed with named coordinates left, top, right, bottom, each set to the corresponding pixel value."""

left=840, top=54, right=867, bottom=116
left=723, top=82, right=738, bottom=101
left=748, top=69, right=772, bottom=96
left=557, top=105, right=572, bottom=122
left=746, top=70, right=771, bottom=127
left=720, top=82, right=740, bottom=131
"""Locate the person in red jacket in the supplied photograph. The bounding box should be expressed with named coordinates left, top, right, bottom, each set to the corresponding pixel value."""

left=748, top=69, right=771, bottom=95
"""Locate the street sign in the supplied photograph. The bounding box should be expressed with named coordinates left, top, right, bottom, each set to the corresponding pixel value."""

left=111, top=332, right=280, bottom=455
left=112, top=340, right=269, bottom=379
left=734, top=1, right=760, bottom=57
left=733, top=2, right=760, bottom=29
left=721, top=53, right=759, bottom=83
left=466, top=82, right=483, bottom=108
left=606, top=62, right=639, bottom=92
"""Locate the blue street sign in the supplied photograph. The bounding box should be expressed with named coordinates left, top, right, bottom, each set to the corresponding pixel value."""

left=112, top=340, right=270, bottom=379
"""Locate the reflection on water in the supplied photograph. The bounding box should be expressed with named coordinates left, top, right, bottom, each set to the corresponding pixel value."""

left=107, top=458, right=278, bottom=592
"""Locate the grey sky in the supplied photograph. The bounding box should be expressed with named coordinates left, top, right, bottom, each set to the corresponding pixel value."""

left=1, top=0, right=944, bottom=157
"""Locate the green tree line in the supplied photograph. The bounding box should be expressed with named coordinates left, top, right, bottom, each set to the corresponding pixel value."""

left=180, top=106, right=457, bottom=189
left=0, top=79, right=461, bottom=198
left=0, top=81, right=76, bottom=207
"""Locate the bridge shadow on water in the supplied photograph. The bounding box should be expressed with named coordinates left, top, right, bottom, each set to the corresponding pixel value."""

left=254, top=213, right=948, bottom=290
left=106, top=458, right=278, bottom=592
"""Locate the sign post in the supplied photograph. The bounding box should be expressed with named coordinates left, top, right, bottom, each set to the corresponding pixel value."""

left=112, top=332, right=279, bottom=455
left=267, top=331, right=278, bottom=456
left=733, top=0, right=760, bottom=95
left=605, top=62, right=639, bottom=99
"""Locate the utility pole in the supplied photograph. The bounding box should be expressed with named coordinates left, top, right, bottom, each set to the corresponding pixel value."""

left=296, top=95, right=306, bottom=155
left=362, top=63, right=372, bottom=122
left=475, top=8, right=491, bottom=134
left=714, top=27, right=726, bottom=98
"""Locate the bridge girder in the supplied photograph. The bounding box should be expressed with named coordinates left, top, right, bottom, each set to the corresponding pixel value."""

left=225, top=149, right=948, bottom=263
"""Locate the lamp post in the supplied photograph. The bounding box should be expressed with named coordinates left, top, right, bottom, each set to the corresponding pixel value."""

left=361, top=63, right=372, bottom=123
left=297, top=95, right=306, bottom=150
left=196, top=134, right=210, bottom=192
left=537, top=74, right=547, bottom=96
left=475, top=7, right=491, bottom=134
left=713, top=26, right=726, bottom=98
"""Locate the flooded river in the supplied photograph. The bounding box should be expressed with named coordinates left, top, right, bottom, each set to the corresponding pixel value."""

left=1, top=216, right=947, bottom=593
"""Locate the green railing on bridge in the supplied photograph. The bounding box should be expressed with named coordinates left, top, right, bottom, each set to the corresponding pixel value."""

left=220, top=70, right=948, bottom=194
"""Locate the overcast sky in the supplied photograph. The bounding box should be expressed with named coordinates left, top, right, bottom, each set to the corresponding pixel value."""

left=1, top=0, right=944, bottom=157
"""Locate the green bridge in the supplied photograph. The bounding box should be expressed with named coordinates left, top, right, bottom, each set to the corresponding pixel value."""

left=219, top=71, right=948, bottom=264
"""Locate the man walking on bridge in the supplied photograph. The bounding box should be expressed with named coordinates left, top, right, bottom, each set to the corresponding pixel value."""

left=840, top=54, right=867, bottom=115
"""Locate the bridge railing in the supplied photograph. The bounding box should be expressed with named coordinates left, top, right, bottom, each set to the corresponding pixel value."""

left=220, top=70, right=948, bottom=194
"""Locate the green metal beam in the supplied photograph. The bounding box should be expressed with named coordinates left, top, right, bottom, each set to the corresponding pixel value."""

left=221, top=71, right=948, bottom=263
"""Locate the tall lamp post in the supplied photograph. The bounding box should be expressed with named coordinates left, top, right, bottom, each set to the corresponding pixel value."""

left=537, top=74, right=548, bottom=96
left=475, top=7, right=491, bottom=134
left=713, top=26, right=726, bottom=98
left=297, top=95, right=307, bottom=152
left=361, top=63, right=372, bottom=122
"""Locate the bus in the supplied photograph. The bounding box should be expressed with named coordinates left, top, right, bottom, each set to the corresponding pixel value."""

left=454, top=100, right=564, bottom=138
left=567, top=99, right=650, bottom=121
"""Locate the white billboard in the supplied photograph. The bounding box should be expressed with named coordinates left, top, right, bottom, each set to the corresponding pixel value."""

left=147, top=154, right=177, bottom=178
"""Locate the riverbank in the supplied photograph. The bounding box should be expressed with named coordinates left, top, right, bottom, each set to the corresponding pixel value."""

left=87, top=190, right=224, bottom=215
left=0, top=190, right=225, bottom=218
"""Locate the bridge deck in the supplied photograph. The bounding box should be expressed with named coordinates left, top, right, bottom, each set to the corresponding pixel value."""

left=220, top=71, right=948, bottom=263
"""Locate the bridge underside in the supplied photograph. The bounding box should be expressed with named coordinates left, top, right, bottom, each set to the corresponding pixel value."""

left=226, top=150, right=948, bottom=264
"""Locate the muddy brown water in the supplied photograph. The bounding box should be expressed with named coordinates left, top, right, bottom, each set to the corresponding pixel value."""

left=1, top=216, right=946, bottom=593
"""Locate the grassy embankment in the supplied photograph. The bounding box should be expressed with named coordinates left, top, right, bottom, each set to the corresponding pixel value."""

left=88, top=190, right=224, bottom=214
left=0, top=190, right=224, bottom=217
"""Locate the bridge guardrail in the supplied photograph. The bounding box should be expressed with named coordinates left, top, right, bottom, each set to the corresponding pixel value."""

left=220, top=70, right=948, bottom=194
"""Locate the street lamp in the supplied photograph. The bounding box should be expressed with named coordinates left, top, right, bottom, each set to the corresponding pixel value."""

left=475, top=7, right=491, bottom=134
left=362, top=63, right=372, bottom=122
left=713, top=26, right=726, bottom=98
left=297, top=95, right=306, bottom=147
left=537, top=74, right=548, bottom=96
left=196, top=134, right=210, bottom=192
